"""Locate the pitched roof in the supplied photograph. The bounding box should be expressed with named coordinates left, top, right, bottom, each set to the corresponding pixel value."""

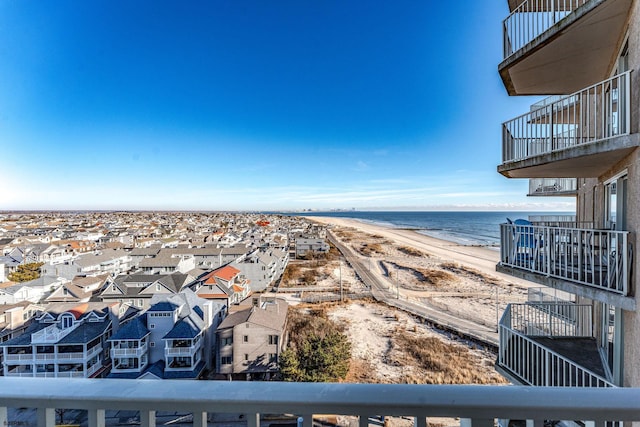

left=109, top=317, right=149, bottom=341
left=212, top=265, right=240, bottom=282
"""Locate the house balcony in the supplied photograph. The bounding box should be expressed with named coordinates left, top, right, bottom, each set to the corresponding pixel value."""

left=165, top=342, right=200, bottom=358
left=0, top=378, right=638, bottom=427
left=111, top=342, right=148, bottom=358
left=497, top=303, right=613, bottom=387
left=500, top=0, right=633, bottom=95
left=497, top=223, right=634, bottom=309
left=528, top=178, right=577, bottom=196
left=499, top=72, right=636, bottom=178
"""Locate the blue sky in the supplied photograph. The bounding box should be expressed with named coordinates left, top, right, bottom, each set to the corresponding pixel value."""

left=0, top=1, right=573, bottom=211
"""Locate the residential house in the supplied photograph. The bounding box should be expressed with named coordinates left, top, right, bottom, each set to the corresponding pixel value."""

left=0, top=275, right=67, bottom=305
left=233, top=248, right=288, bottom=292
left=216, top=297, right=287, bottom=380
left=137, top=250, right=195, bottom=274
left=495, top=0, right=638, bottom=390
left=189, top=265, right=250, bottom=306
left=0, top=302, right=122, bottom=378
left=100, top=272, right=193, bottom=310
left=294, top=237, right=329, bottom=259
left=42, top=249, right=131, bottom=280
left=107, top=289, right=225, bottom=379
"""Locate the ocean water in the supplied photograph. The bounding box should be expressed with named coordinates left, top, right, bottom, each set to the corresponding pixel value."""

left=297, top=211, right=572, bottom=247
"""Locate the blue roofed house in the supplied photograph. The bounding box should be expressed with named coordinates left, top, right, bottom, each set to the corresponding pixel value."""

left=0, top=302, right=125, bottom=378
left=107, top=289, right=225, bottom=380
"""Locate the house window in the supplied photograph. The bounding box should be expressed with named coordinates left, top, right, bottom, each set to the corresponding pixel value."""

left=244, top=354, right=249, bottom=361
left=268, top=335, right=278, bottom=345
left=269, top=353, right=277, bottom=363
left=150, top=342, right=155, bottom=347
left=150, top=324, right=155, bottom=329
left=221, top=356, right=232, bottom=365
left=243, top=335, right=248, bottom=343
left=222, top=337, right=232, bottom=346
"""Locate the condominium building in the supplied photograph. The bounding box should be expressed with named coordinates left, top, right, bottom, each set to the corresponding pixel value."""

left=496, top=0, right=638, bottom=388
left=107, top=290, right=225, bottom=379
left=0, top=302, right=122, bottom=378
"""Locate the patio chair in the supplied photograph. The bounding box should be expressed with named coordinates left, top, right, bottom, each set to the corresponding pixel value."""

left=512, top=219, right=540, bottom=268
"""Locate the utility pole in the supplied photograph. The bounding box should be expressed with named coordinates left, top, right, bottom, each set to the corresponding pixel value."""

left=339, top=259, right=343, bottom=302
left=495, top=284, right=499, bottom=332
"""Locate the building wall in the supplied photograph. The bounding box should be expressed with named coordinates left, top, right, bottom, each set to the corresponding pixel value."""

left=231, top=322, right=280, bottom=375
left=574, top=0, right=640, bottom=388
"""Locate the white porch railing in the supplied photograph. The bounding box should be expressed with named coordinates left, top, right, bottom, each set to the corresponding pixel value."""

left=4, top=353, right=34, bottom=362
left=503, top=0, right=589, bottom=58
left=502, top=72, right=631, bottom=163
left=165, top=345, right=198, bottom=357
left=500, top=223, right=630, bottom=295
left=0, top=378, right=638, bottom=427
left=111, top=342, right=148, bottom=357
left=31, top=323, right=79, bottom=344
left=528, top=178, right=577, bottom=196
left=498, top=303, right=613, bottom=387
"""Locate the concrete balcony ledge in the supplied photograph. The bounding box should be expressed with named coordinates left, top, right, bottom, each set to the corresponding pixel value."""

left=500, top=0, right=633, bottom=95
left=1, top=378, right=640, bottom=427
left=500, top=72, right=636, bottom=178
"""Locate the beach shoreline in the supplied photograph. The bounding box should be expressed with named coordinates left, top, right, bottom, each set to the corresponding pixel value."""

left=306, top=215, right=535, bottom=289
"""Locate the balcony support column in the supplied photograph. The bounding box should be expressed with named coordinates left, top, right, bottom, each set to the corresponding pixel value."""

left=140, top=410, right=155, bottom=427
left=414, top=415, right=427, bottom=427
left=193, top=412, right=208, bottom=427
left=246, top=412, right=260, bottom=427
left=88, top=409, right=106, bottom=427
left=37, top=407, right=55, bottom=427
left=359, top=414, right=369, bottom=427
left=527, top=420, right=544, bottom=427
left=0, top=406, right=7, bottom=426
left=461, top=418, right=494, bottom=427
left=302, top=413, right=313, bottom=427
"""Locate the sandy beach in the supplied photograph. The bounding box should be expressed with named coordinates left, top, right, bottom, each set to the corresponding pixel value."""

left=303, top=215, right=539, bottom=331
left=307, top=215, right=536, bottom=289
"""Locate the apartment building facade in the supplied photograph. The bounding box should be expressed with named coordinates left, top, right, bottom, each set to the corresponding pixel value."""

left=0, top=302, right=121, bottom=378
left=216, top=297, right=287, bottom=380
left=496, top=0, right=638, bottom=388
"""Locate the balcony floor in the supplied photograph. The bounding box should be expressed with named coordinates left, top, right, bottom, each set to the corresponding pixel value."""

left=499, top=336, right=610, bottom=387
left=531, top=337, right=607, bottom=378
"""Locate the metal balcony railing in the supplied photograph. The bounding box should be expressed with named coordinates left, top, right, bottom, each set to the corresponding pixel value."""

left=502, top=72, right=631, bottom=163
left=498, top=303, right=613, bottom=387
left=0, top=378, right=638, bottom=427
left=503, top=0, right=589, bottom=58
left=500, top=223, right=631, bottom=295
left=528, top=178, right=577, bottom=196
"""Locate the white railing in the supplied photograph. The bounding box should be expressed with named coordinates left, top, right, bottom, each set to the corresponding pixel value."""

left=500, top=223, right=631, bottom=295
left=502, top=72, right=631, bottom=163
left=4, top=353, right=34, bottom=362
left=498, top=303, right=613, bottom=387
left=31, top=323, right=79, bottom=344
left=165, top=344, right=198, bottom=357
left=528, top=179, right=577, bottom=196
left=503, top=0, right=589, bottom=58
left=111, top=343, right=147, bottom=358
left=0, top=378, right=638, bottom=427
left=506, top=302, right=592, bottom=337
left=85, top=361, right=102, bottom=377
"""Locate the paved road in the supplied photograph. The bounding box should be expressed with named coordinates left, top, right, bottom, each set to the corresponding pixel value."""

left=327, top=232, right=499, bottom=349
